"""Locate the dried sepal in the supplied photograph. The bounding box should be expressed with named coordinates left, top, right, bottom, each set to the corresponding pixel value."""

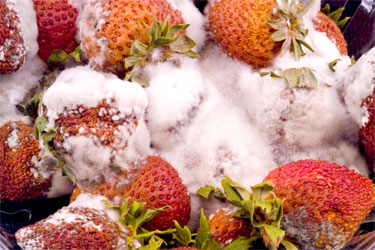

left=124, top=18, right=199, bottom=84
left=262, top=67, right=318, bottom=89
left=328, top=58, right=341, bottom=72
left=47, top=43, right=83, bottom=65
left=321, top=3, right=350, bottom=29
left=267, top=0, right=315, bottom=60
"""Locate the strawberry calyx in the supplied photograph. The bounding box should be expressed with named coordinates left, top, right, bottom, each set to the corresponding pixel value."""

left=260, top=67, right=318, bottom=89
left=321, top=4, right=350, bottom=29
left=267, top=0, right=315, bottom=60
left=198, top=176, right=298, bottom=250
left=172, top=210, right=255, bottom=250
left=124, top=18, right=199, bottom=85
left=103, top=199, right=172, bottom=249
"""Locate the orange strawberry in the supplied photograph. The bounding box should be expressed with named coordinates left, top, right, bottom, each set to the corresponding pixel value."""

left=264, top=159, right=375, bottom=250
left=81, top=0, right=184, bottom=75
left=207, top=0, right=281, bottom=68
left=33, top=0, right=79, bottom=62
left=0, top=0, right=26, bottom=74
left=0, top=121, right=51, bottom=202
left=208, top=208, right=252, bottom=247
left=313, top=11, right=347, bottom=55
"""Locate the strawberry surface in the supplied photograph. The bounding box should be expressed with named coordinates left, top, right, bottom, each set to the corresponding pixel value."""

left=359, top=89, right=375, bottom=173
left=81, top=0, right=184, bottom=75
left=0, top=121, right=51, bottom=202
left=264, top=159, right=375, bottom=250
left=15, top=206, right=120, bottom=249
left=207, top=0, right=281, bottom=68
left=208, top=208, right=252, bottom=247
left=0, top=0, right=26, bottom=74
left=313, top=11, right=347, bottom=55
left=33, top=0, right=78, bottom=62
left=124, top=156, right=191, bottom=231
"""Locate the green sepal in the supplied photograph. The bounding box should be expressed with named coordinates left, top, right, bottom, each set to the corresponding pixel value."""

left=224, top=236, right=257, bottom=250
left=263, top=224, right=285, bottom=249
left=281, top=239, right=299, bottom=250
left=34, top=116, right=48, bottom=140
left=281, top=67, right=318, bottom=88
left=197, top=185, right=226, bottom=201
left=47, top=50, right=69, bottom=64
left=69, top=43, right=82, bottom=63
left=349, top=56, right=356, bottom=67
left=125, top=18, right=198, bottom=83
left=221, top=176, right=250, bottom=206
left=251, top=181, right=274, bottom=201
left=24, top=92, right=41, bottom=119
left=195, top=210, right=211, bottom=249
left=169, top=35, right=197, bottom=54
left=322, top=4, right=350, bottom=28
left=201, top=237, right=222, bottom=250
left=268, top=0, right=315, bottom=61
left=136, top=237, right=164, bottom=250
left=172, top=220, right=194, bottom=246
left=328, top=58, right=341, bottom=72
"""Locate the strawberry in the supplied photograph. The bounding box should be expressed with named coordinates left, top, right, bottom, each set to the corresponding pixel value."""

left=359, top=89, right=375, bottom=173
left=208, top=208, right=252, bottom=247
left=81, top=0, right=184, bottom=75
left=15, top=205, right=121, bottom=249
left=313, top=11, right=347, bottom=55
left=71, top=156, right=191, bottom=231
left=0, top=0, right=26, bottom=74
left=124, top=156, right=191, bottom=231
left=264, top=159, right=375, bottom=250
left=207, top=0, right=316, bottom=68
left=33, top=0, right=79, bottom=62
left=207, top=0, right=280, bottom=68
left=0, top=121, right=51, bottom=202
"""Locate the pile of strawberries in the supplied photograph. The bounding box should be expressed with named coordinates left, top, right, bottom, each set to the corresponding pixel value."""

left=1, top=0, right=375, bottom=249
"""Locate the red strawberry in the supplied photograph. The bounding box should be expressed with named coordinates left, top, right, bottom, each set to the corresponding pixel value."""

left=208, top=208, right=252, bottom=247
left=33, top=0, right=79, bottom=62
left=15, top=205, right=121, bottom=249
left=0, top=121, right=51, bottom=202
left=264, top=159, right=375, bottom=250
left=359, top=89, right=375, bottom=173
left=0, top=0, right=26, bottom=73
left=70, top=156, right=191, bottom=231
left=124, top=156, right=191, bottom=231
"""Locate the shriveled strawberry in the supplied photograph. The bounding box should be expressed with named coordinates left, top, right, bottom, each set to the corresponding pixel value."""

left=264, top=159, right=375, bottom=250
left=124, top=156, right=191, bottom=231
left=0, top=0, right=26, bottom=74
left=207, top=0, right=281, bottom=68
left=359, top=89, right=375, bottom=172
left=313, top=11, right=347, bottom=55
left=81, top=0, right=184, bottom=75
left=33, top=0, right=79, bottom=62
left=0, top=121, right=51, bottom=202
left=15, top=205, right=120, bottom=249
left=208, top=208, right=252, bottom=247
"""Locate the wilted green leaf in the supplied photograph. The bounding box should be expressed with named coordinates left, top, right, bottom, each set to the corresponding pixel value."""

left=281, top=239, right=299, bottom=250
left=170, top=35, right=196, bottom=53
left=173, top=220, right=193, bottom=247
left=197, top=186, right=217, bottom=199
left=225, top=236, right=256, bottom=250
left=201, top=238, right=221, bottom=250
left=251, top=181, right=274, bottom=201
left=263, top=224, right=285, bottom=248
